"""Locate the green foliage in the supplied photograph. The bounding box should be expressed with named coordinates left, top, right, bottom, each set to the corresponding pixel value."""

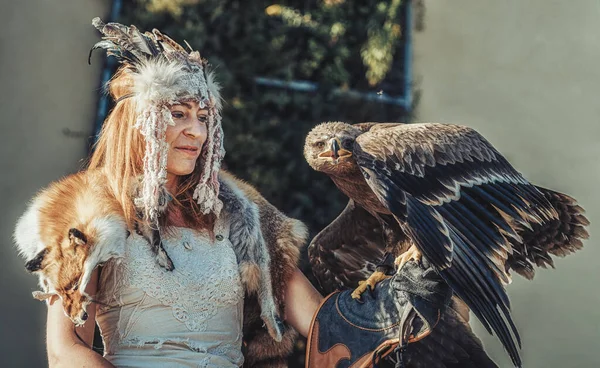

left=362, top=0, right=403, bottom=85
left=142, top=0, right=203, bottom=17
left=119, top=0, right=412, bottom=365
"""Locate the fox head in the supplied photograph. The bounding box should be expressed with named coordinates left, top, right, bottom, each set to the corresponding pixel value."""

left=15, top=170, right=128, bottom=326
left=25, top=228, right=96, bottom=325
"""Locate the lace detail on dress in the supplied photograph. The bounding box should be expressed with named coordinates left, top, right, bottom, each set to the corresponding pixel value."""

left=125, top=226, right=243, bottom=332
left=211, top=336, right=243, bottom=357
left=95, top=218, right=245, bottom=367
left=197, top=356, right=211, bottom=368
left=98, top=218, right=244, bottom=331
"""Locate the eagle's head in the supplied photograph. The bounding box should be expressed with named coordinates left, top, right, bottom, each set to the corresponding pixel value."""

left=304, top=122, right=362, bottom=175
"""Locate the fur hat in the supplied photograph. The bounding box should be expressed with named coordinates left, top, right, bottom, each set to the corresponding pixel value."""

left=91, top=17, right=225, bottom=221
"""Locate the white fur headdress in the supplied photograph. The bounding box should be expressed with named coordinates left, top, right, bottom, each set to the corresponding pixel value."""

left=91, top=17, right=224, bottom=221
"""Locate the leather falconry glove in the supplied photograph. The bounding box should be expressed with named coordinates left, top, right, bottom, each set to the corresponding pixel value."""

left=305, top=259, right=452, bottom=368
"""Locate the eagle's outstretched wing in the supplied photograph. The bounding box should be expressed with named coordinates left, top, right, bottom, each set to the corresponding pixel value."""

left=352, top=123, right=577, bottom=367
left=308, top=199, right=389, bottom=294
left=308, top=200, right=500, bottom=368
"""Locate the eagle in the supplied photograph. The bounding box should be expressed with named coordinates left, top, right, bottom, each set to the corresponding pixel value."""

left=304, top=122, right=589, bottom=367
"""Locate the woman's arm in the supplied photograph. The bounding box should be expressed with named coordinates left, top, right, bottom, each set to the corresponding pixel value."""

left=46, top=269, right=115, bottom=368
left=283, top=267, right=323, bottom=337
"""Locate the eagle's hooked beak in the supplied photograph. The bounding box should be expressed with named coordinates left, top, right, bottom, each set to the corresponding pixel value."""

left=318, top=138, right=352, bottom=160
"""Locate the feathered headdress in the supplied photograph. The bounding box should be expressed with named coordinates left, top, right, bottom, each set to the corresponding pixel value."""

left=91, top=17, right=224, bottom=221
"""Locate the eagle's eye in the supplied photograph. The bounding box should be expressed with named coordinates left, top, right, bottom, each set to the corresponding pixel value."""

left=314, top=141, right=325, bottom=149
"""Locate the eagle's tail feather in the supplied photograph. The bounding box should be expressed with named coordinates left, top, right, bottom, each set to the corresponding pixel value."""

left=505, top=186, right=589, bottom=279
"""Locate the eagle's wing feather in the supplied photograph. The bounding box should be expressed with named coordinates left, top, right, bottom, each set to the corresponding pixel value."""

left=308, top=200, right=389, bottom=294
left=399, top=192, right=521, bottom=364
left=352, top=122, right=568, bottom=366
left=353, top=122, right=405, bottom=133
left=404, top=300, right=499, bottom=368
left=352, top=123, right=588, bottom=277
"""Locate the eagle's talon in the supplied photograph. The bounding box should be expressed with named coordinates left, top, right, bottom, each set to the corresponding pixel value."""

left=351, top=271, right=391, bottom=300
left=351, top=281, right=368, bottom=300
left=366, top=271, right=389, bottom=291
left=395, top=245, right=423, bottom=270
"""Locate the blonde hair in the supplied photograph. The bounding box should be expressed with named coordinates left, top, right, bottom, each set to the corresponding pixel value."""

left=88, top=68, right=216, bottom=232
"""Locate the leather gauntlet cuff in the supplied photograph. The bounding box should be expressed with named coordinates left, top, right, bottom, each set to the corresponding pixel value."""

left=306, top=261, right=452, bottom=368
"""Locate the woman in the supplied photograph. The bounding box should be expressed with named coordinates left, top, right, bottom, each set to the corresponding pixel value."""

left=20, top=18, right=323, bottom=368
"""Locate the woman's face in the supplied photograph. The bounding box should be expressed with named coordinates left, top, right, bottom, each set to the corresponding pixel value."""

left=165, top=101, right=209, bottom=185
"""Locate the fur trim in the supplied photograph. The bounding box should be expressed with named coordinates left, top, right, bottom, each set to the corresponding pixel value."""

left=220, top=171, right=308, bottom=367
left=205, top=69, right=223, bottom=111
left=14, top=197, right=44, bottom=261
left=133, top=60, right=188, bottom=107
left=78, top=216, right=127, bottom=301
left=219, top=173, right=283, bottom=342
left=239, top=262, right=262, bottom=295
left=131, top=59, right=221, bottom=109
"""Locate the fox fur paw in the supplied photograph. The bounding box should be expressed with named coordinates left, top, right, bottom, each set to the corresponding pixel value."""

left=262, top=312, right=284, bottom=342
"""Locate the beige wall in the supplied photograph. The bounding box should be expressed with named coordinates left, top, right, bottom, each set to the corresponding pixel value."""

left=413, top=1, right=600, bottom=367
left=0, top=1, right=110, bottom=366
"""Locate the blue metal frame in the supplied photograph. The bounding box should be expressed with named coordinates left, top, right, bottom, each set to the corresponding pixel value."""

left=254, top=0, right=413, bottom=111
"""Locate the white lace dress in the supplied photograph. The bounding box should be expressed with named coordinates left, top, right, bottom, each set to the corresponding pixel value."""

left=96, top=217, right=245, bottom=368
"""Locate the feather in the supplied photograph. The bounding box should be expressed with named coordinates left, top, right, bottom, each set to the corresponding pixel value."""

left=88, top=40, right=115, bottom=64
left=308, top=200, right=392, bottom=292
left=152, top=29, right=187, bottom=53
left=129, top=25, right=160, bottom=57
